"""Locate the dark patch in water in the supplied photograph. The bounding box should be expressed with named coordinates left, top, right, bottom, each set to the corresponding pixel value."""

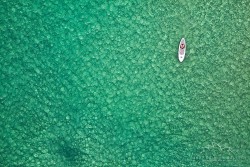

left=54, top=137, right=89, bottom=165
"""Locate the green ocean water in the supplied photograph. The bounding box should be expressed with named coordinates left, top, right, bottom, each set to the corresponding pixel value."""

left=0, top=0, right=250, bottom=166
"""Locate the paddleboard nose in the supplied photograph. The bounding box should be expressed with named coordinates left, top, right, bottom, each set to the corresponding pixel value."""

left=179, top=56, right=184, bottom=62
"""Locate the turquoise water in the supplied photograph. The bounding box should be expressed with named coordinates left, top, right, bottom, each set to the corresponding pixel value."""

left=0, top=0, right=250, bottom=166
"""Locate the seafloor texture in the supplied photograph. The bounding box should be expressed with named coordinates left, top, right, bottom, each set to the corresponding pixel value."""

left=0, top=0, right=250, bottom=166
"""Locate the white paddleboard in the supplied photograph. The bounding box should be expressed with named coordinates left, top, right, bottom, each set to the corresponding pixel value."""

left=178, top=38, right=186, bottom=62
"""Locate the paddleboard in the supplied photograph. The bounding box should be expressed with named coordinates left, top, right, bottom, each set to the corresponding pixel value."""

left=178, top=38, right=186, bottom=62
